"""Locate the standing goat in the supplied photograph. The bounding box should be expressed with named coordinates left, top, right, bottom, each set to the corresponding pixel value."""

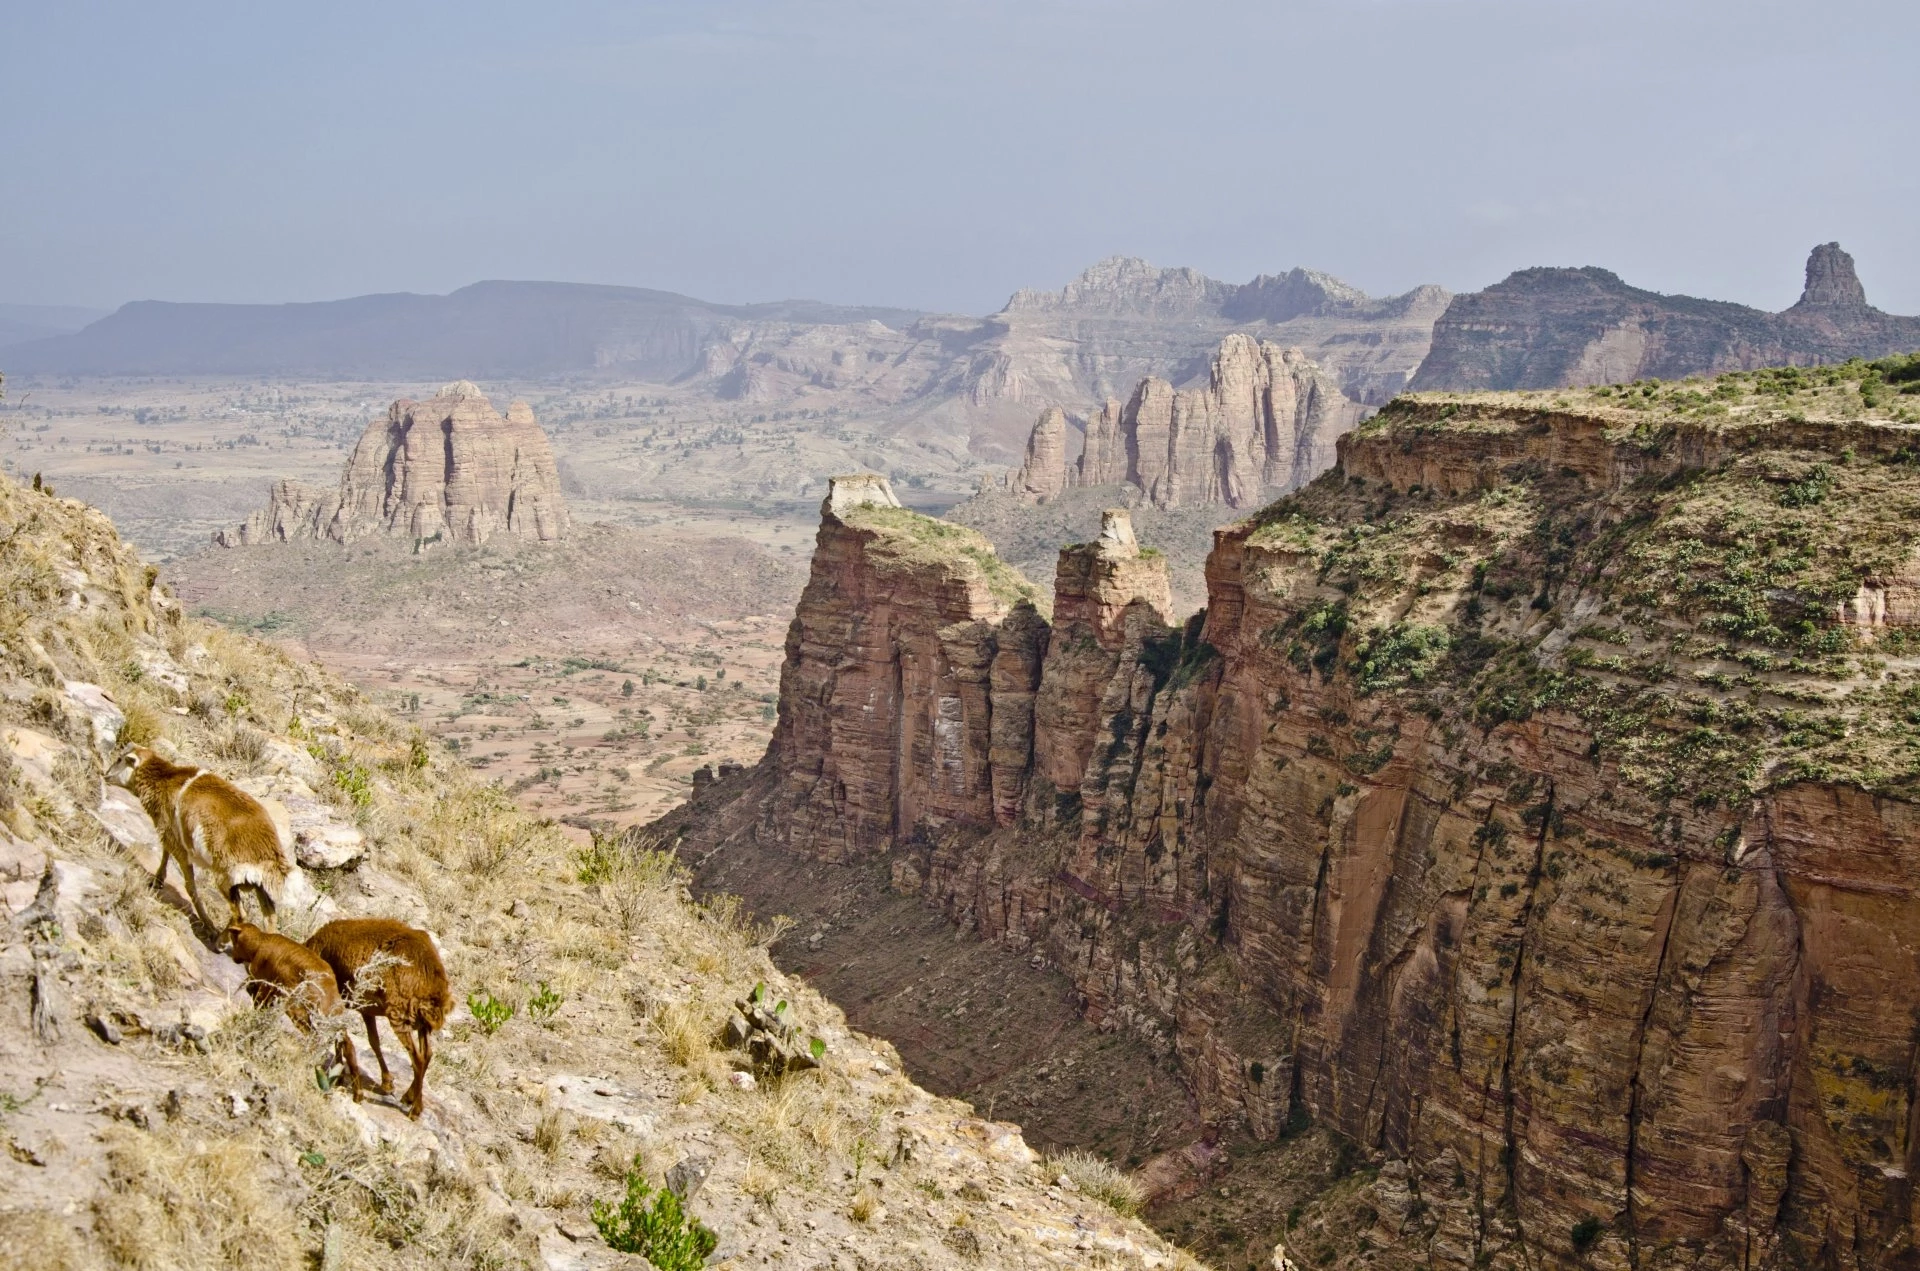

left=221, top=921, right=341, bottom=1028
left=305, top=918, right=452, bottom=1119
left=107, top=746, right=290, bottom=934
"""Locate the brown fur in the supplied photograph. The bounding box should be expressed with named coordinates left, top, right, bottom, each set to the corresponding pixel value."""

left=108, top=746, right=290, bottom=933
left=305, top=918, right=452, bottom=1119
left=222, top=921, right=340, bottom=1028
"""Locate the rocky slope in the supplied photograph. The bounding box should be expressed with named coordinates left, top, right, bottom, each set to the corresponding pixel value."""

left=0, top=459, right=1199, bottom=1267
left=1413, top=243, right=1920, bottom=392
left=216, top=381, right=570, bottom=547
left=672, top=353, right=1920, bottom=1271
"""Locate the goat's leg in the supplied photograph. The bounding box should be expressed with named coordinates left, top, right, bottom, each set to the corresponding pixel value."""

left=362, top=1010, right=395, bottom=1094
left=336, top=1031, right=365, bottom=1102
left=181, top=867, right=221, bottom=935
left=231, top=882, right=275, bottom=933
left=398, top=1026, right=430, bottom=1120
left=152, top=846, right=173, bottom=891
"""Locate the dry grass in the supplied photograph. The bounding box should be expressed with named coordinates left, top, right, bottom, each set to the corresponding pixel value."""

left=1048, top=1149, right=1147, bottom=1217
left=0, top=1211, right=98, bottom=1271
left=116, top=700, right=163, bottom=749
left=91, top=1126, right=307, bottom=1271
left=652, top=997, right=720, bottom=1071
left=533, top=1107, right=572, bottom=1161
left=849, top=1184, right=883, bottom=1223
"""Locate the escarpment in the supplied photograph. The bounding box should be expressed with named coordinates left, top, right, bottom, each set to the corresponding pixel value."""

left=678, top=363, right=1920, bottom=1271
left=216, top=380, right=569, bottom=547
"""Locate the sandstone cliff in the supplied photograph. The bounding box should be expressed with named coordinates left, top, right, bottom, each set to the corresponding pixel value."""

left=216, top=381, right=569, bottom=548
left=677, top=359, right=1920, bottom=1271
left=1412, top=243, right=1920, bottom=391
left=1006, top=335, right=1365, bottom=510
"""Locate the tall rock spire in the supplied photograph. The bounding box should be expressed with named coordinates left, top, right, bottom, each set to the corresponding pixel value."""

left=1793, top=241, right=1869, bottom=311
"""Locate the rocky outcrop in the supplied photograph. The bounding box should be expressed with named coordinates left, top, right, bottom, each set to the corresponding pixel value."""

left=678, top=368, right=1920, bottom=1271
left=216, top=381, right=569, bottom=548
left=1010, top=407, right=1070, bottom=500
left=1412, top=242, right=1920, bottom=391
left=1006, top=336, right=1365, bottom=509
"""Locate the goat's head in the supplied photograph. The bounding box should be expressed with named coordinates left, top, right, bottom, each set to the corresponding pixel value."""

left=221, top=921, right=268, bottom=960
left=105, top=746, right=152, bottom=789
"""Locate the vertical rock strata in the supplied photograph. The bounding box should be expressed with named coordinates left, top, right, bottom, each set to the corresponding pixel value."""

left=216, top=381, right=569, bottom=547
left=1008, top=334, right=1365, bottom=510
left=685, top=386, right=1920, bottom=1270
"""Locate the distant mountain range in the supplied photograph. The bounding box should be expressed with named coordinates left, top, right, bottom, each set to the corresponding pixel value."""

left=0, top=262, right=1448, bottom=461
left=7, top=244, right=1916, bottom=458
left=0, top=283, right=920, bottom=382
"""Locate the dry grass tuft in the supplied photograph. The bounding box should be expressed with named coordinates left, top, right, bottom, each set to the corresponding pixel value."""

left=210, top=720, right=270, bottom=767
left=116, top=700, right=163, bottom=749
left=1048, top=1149, right=1147, bottom=1217
left=651, top=997, right=719, bottom=1071
left=534, top=1107, right=572, bottom=1161
left=849, top=1184, right=883, bottom=1224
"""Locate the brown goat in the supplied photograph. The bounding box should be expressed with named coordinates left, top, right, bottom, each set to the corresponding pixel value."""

left=305, top=918, right=452, bottom=1119
left=222, top=921, right=341, bottom=1027
left=108, top=746, right=289, bottom=933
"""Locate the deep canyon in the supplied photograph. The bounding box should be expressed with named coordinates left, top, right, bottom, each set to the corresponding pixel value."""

left=666, top=359, right=1920, bottom=1271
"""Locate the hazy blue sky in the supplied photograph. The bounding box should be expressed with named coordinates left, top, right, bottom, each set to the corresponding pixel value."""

left=5, top=0, right=1916, bottom=314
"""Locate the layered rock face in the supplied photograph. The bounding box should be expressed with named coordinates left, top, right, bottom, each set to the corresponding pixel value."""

left=217, top=381, right=569, bottom=547
left=1412, top=242, right=1920, bottom=391
left=1007, top=335, right=1365, bottom=509
left=682, top=375, right=1920, bottom=1271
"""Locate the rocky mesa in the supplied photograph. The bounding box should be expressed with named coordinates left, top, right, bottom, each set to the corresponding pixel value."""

left=216, top=380, right=570, bottom=548
left=671, top=351, right=1920, bottom=1271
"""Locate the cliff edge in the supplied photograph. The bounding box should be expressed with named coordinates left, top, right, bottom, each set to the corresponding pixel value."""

left=674, top=355, right=1920, bottom=1270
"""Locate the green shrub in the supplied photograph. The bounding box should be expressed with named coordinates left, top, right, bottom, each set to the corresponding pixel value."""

left=592, top=1156, right=719, bottom=1270
left=1571, top=1216, right=1604, bottom=1252
left=468, top=991, right=515, bottom=1035
left=1779, top=463, right=1833, bottom=508
left=528, top=981, right=563, bottom=1027
left=1354, top=622, right=1451, bottom=693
